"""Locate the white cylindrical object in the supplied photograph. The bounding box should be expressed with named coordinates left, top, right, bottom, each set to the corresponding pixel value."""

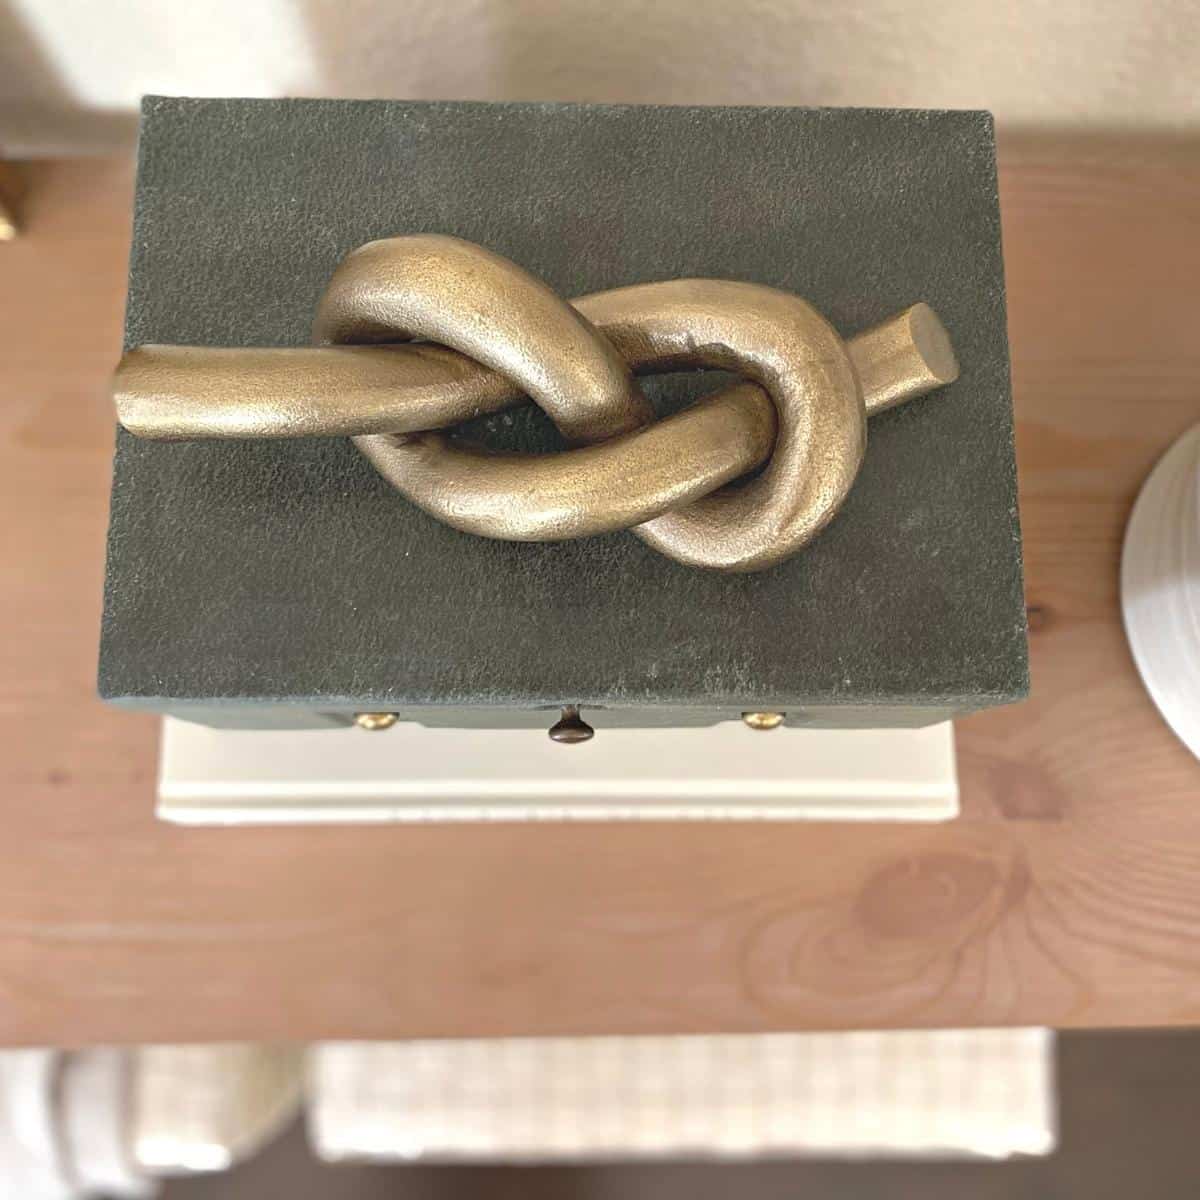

left=59, top=1050, right=152, bottom=1197
left=0, top=1049, right=150, bottom=1199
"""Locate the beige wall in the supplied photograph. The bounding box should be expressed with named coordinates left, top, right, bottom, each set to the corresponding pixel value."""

left=2, top=0, right=1198, bottom=153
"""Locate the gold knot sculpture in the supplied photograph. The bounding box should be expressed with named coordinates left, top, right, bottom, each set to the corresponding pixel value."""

left=114, top=235, right=959, bottom=572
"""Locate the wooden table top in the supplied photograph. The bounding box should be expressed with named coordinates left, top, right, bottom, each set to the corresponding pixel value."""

left=1, top=143, right=1198, bottom=1047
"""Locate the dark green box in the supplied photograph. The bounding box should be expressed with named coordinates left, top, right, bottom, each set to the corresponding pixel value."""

left=99, top=98, right=1027, bottom=730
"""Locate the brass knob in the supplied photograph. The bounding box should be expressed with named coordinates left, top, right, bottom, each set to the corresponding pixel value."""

left=354, top=712, right=399, bottom=731
left=742, top=711, right=785, bottom=731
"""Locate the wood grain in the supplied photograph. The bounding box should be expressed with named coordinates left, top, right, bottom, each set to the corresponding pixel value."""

left=1, top=146, right=1199, bottom=1047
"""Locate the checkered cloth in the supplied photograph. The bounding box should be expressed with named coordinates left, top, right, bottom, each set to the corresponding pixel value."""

left=310, top=1030, right=1055, bottom=1162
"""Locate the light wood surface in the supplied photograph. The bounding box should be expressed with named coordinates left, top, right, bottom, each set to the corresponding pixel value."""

left=1, top=147, right=1198, bottom=1048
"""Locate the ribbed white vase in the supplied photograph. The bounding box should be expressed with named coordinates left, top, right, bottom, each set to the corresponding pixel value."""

left=1122, top=424, right=1200, bottom=759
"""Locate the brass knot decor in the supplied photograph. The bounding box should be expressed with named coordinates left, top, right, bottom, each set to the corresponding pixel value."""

left=114, top=235, right=959, bottom=572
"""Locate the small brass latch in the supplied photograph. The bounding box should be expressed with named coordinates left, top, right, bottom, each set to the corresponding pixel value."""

left=548, top=705, right=595, bottom=744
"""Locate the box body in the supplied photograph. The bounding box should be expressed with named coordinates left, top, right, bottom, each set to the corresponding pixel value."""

left=100, top=98, right=1027, bottom=729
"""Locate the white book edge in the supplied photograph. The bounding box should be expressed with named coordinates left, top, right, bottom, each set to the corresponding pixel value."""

left=157, top=717, right=958, bottom=825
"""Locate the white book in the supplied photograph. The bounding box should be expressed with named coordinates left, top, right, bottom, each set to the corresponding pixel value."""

left=158, top=717, right=957, bottom=824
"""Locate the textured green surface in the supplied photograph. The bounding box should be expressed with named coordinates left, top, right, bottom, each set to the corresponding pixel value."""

left=99, top=98, right=1027, bottom=727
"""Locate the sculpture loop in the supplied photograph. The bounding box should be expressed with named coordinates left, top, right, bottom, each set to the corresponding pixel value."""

left=114, top=235, right=959, bottom=572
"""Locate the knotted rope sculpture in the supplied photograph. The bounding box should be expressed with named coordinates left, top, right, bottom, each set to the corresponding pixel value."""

left=114, top=235, right=959, bottom=572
